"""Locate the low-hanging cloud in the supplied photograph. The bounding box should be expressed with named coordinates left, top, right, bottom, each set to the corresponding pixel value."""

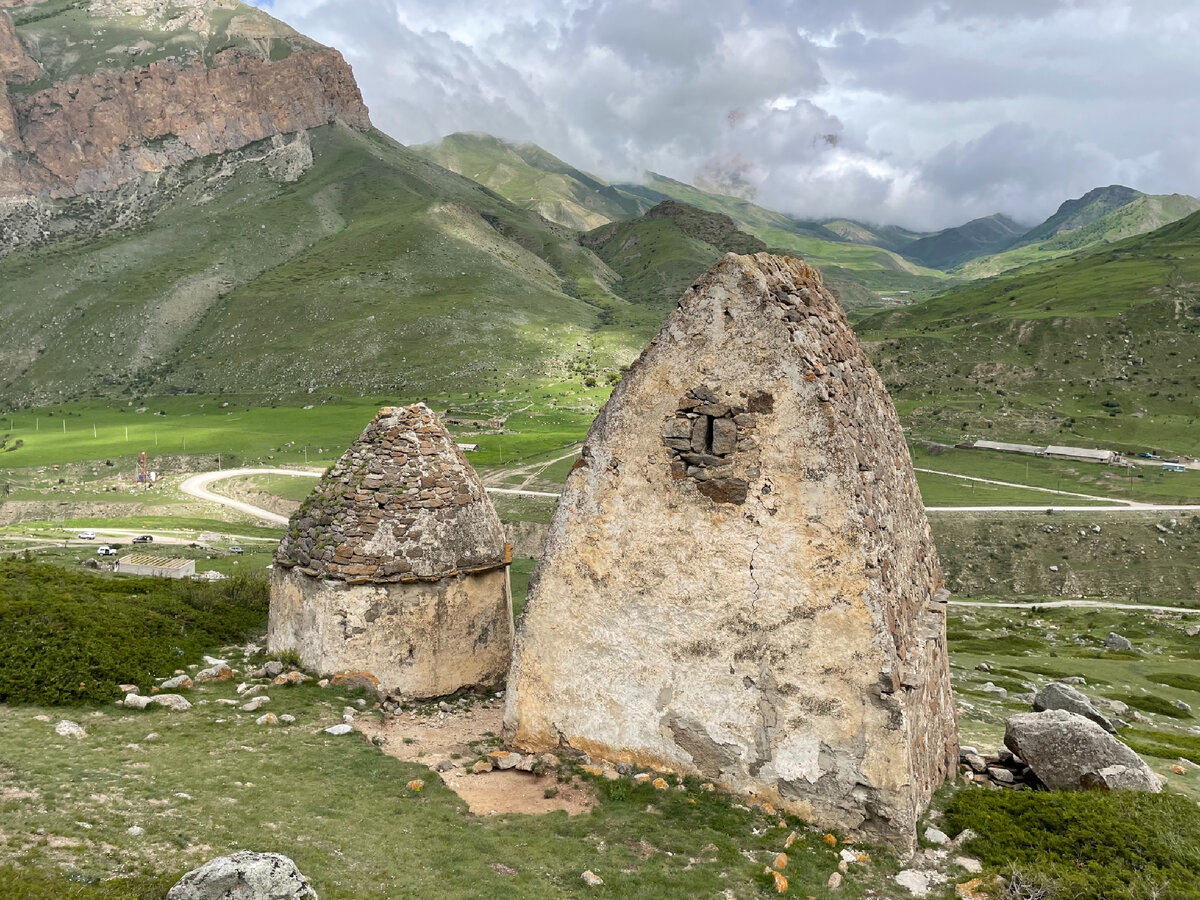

left=250, top=0, right=1200, bottom=231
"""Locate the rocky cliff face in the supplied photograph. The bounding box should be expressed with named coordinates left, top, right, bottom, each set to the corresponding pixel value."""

left=0, top=2, right=370, bottom=200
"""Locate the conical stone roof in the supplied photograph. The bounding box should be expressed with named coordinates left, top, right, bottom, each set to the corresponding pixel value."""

left=275, top=404, right=506, bottom=583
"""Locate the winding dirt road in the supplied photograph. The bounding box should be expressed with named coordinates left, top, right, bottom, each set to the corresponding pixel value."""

left=179, top=468, right=319, bottom=526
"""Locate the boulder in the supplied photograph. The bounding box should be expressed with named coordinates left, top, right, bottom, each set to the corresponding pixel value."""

left=151, top=694, right=193, bottom=711
left=166, top=850, right=317, bottom=900
left=161, top=674, right=193, bottom=690
left=1104, top=633, right=1133, bottom=651
left=1004, top=710, right=1160, bottom=792
left=54, top=720, right=86, bottom=738
left=1032, top=682, right=1116, bottom=732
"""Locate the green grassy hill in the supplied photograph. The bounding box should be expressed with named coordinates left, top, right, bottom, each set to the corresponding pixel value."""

left=618, top=172, right=951, bottom=299
left=858, top=210, right=1200, bottom=455
left=580, top=199, right=765, bottom=308
left=903, top=213, right=1028, bottom=270
left=959, top=192, right=1200, bottom=279
left=411, top=132, right=648, bottom=231
left=0, top=124, right=652, bottom=407
left=819, top=218, right=928, bottom=254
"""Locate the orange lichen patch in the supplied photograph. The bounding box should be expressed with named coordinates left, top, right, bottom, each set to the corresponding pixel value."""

left=761, top=802, right=776, bottom=817
left=1171, top=764, right=1187, bottom=775
left=331, top=671, right=380, bottom=692
left=406, top=779, right=425, bottom=792
left=651, top=777, right=669, bottom=791
left=772, top=870, right=788, bottom=893
left=700, top=782, right=715, bottom=792
left=272, top=671, right=305, bottom=686
left=784, top=831, right=797, bottom=849
left=956, top=879, right=990, bottom=900
left=773, top=852, right=788, bottom=870
left=195, top=666, right=232, bottom=683
left=580, top=764, right=606, bottom=777
left=823, top=833, right=838, bottom=846
left=634, top=773, right=652, bottom=784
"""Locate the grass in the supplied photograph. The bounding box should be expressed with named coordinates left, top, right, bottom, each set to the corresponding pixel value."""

left=0, top=561, right=267, bottom=705
left=858, top=210, right=1200, bottom=456
left=0, top=668, right=879, bottom=899
left=942, top=789, right=1200, bottom=900
left=1103, top=692, right=1193, bottom=720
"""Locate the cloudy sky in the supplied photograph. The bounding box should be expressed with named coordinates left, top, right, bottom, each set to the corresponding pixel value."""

left=250, top=0, right=1200, bottom=230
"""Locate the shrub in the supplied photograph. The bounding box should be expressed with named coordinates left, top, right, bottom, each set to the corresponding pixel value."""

left=0, top=561, right=268, bottom=706
left=944, top=789, right=1200, bottom=900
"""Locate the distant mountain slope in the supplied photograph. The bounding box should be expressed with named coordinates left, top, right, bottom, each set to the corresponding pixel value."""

left=902, top=213, right=1028, bottom=270
left=858, top=209, right=1200, bottom=454
left=580, top=199, right=765, bottom=307
left=1018, top=185, right=1144, bottom=246
left=820, top=219, right=929, bottom=254
left=412, top=132, right=647, bottom=231
left=958, top=192, right=1200, bottom=279
left=618, top=172, right=950, bottom=298
left=0, top=124, right=652, bottom=405
left=1, top=0, right=368, bottom=200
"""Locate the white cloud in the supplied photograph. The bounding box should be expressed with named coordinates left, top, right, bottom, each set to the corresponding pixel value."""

left=250, top=0, right=1200, bottom=230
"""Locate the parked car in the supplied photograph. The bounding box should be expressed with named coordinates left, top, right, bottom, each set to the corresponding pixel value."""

left=132, top=534, right=154, bottom=543
left=78, top=531, right=96, bottom=540
left=96, top=545, right=117, bottom=556
left=229, top=546, right=244, bottom=555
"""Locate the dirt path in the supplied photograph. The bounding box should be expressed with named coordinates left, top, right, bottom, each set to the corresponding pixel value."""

left=179, top=468, right=319, bottom=525
left=949, top=599, right=1200, bottom=614
left=355, top=702, right=595, bottom=816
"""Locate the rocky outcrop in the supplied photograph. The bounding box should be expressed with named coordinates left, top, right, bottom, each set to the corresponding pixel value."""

left=269, top=405, right=514, bottom=699
left=504, top=253, right=958, bottom=853
left=1, top=20, right=369, bottom=199
left=1005, top=710, right=1161, bottom=792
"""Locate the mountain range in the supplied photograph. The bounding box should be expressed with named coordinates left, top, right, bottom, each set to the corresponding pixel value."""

left=2, top=0, right=1199, bottom=455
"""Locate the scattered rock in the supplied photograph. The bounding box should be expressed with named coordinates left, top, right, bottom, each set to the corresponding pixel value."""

left=471, top=760, right=493, bottom=774
left=195, top=664, right=233, bottom=684
left=166, top=850, right=317, bottom=900
left=1005, top=710, right=1161, bottom=792
left=1033, top=682, right=1116, bottom=732
left=827, top=871, right=843, bottom=889
left=256, top=713, right=279, bottom=726
left=1104, top=632, right=1133, bottom=651
left=161, top=675, right=193, bottom=690
left=264, top=660, right=284, bottom=677
left=895, top=869, right=932, bottom=897
left=279, top=715, right=296, bottom=725
left=435, top=759, right=457, bottom=773
left=54, top=720, right=86, bottom=739
left=241, top=697, right=271, bottom=713
left=126, top=825, right=145, bottom=837
left=580, top=870, right=603, bottom=887
left=324, top=724, right=353, bottom=736
left=955, top=857, right=982, bottom=874
left=979, top=682, right=1007, bottom=698
left=488, top=751, right=522, bottom=770
left=924, top=827, right=949, bottom=846
left=124, top=693, right=155, bottom=710
left=1174, top=699, right=1191, bottom=713
left=152, top=694, right=192, bottom=712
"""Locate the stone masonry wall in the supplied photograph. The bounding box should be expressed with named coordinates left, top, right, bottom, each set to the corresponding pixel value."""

left=504, top=253, right=957, bottom=853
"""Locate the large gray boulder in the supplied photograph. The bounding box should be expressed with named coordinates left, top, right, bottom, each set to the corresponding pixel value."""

left=1033, top=682, right=1116, bottom=732
left=1005, top=710, right=1161, bottom=793
left=167, top=851, right=317, bottom=900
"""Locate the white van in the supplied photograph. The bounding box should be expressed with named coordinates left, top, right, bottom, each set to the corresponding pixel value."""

left=96, top=545, right=117, bottom=556
left=78, top=531, right=96, bottom=540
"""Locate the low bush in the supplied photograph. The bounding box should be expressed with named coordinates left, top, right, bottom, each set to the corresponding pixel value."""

left=0, top=561, right=268, bottom=706
left=1123, top=728, right=1200, bottom=765
left=1104, top=691, right=1193, bottom=720
left=944, top=789, right=1200, bottom=900
left=1147, top=671, right=1200, bottom=693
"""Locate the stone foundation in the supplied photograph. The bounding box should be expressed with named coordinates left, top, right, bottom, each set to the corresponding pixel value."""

left=269, top=558, right=512, bottom=699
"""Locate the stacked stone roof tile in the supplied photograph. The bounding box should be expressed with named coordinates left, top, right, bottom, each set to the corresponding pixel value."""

left=275, top=404, right=507, bottom=583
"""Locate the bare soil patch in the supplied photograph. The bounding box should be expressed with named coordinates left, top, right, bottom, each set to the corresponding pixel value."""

left=356, top=701, right=596, bottom=816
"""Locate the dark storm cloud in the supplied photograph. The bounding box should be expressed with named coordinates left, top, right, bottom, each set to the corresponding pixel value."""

left=249, top=0, right=1200, bottom=230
